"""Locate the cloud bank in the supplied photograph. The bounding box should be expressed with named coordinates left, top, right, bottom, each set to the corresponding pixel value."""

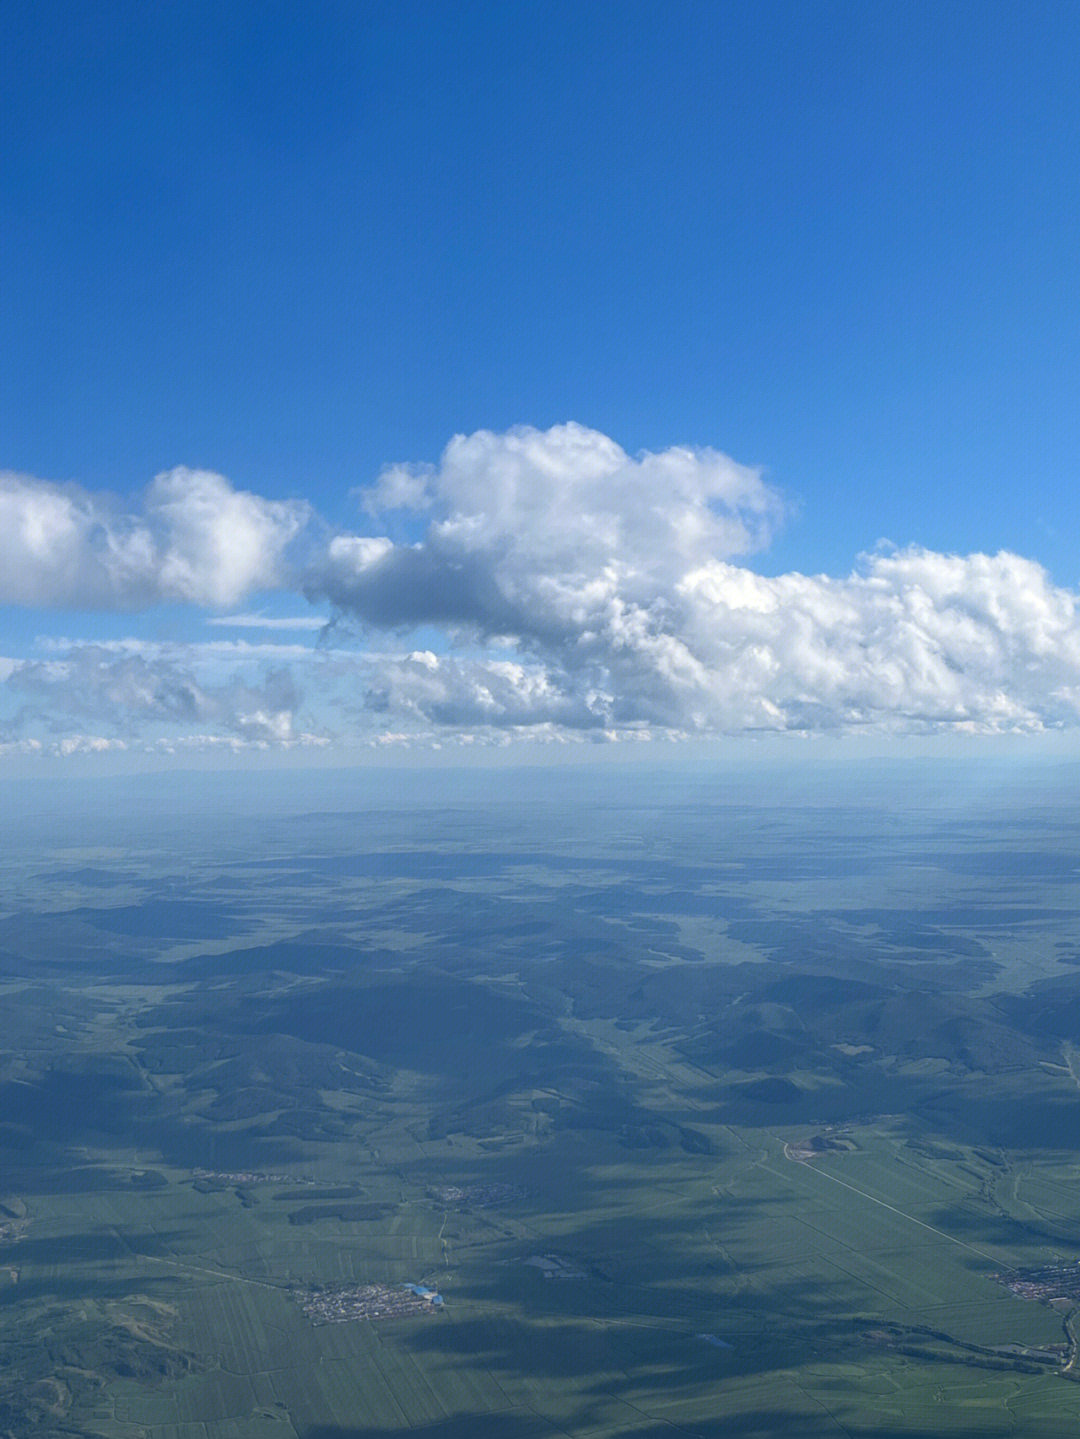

left=5, top=424, right=1080, bottom=750
left=316, top=425, right=1080, bottom=737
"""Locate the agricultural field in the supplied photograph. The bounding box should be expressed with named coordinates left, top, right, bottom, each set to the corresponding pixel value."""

left=5, top=766, right=1080, bottom=1435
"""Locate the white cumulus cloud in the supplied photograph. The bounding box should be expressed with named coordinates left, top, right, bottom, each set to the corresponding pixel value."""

left=9, top=425, right=1080, bottom=747
left=0, top=468, right=308, bottom=608
left=315, top=423, right=781, bottom=637
left=311, top=424, right=1080, bottom=737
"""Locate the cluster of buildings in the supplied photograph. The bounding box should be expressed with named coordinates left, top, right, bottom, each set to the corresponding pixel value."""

left=994, top=1262, right=1080, bottom=1303
left=192, top=1168, right=312, bottom=1186
left=296, top=1282, right=444, bottom=1325
left=429, top=1182, right=526, bottom=1207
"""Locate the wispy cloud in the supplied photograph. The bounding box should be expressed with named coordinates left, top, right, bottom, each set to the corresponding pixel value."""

left=206, top=612, right=328, bottom=630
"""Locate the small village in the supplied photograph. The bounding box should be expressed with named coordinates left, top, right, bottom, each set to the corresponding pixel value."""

left=429, top=1182, right=527, bottom=1208
left=296, top=1282, right=444, bottom=1325
left=993, top=1262, right=1080, bottom=1304
left=192, top=1168, right=314, bottom=1187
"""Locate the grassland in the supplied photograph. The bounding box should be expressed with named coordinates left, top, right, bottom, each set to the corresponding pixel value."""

left=5, top=775, right=1080, bottom=1435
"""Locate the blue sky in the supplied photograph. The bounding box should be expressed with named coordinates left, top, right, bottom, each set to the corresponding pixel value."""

left=3, top=1, right=1080, bottom=762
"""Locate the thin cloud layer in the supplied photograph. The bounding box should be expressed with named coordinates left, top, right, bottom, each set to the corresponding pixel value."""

left=5, top=424, right=1080, bottom=749
left=7, top=649, right=306, bottom=744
